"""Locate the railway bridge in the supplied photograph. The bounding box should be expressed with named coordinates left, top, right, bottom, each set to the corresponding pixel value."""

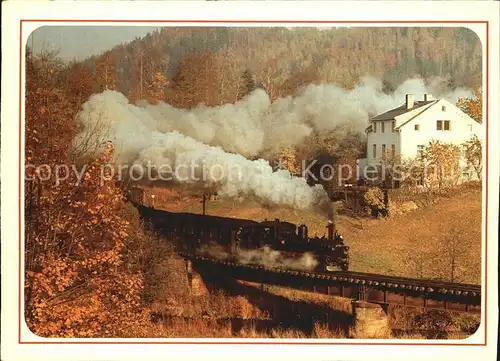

left=181, top=253, right=481, bottom=313
left=181, top=253, right=481, bottom=337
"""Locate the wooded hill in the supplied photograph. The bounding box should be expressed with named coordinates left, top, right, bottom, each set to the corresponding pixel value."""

left=71, top=26, right=482, bottom=108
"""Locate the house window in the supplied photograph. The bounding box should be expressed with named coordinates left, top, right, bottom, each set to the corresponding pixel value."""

left=373, top=122, right=377, bottom=133
left=414, top=124, right=420, bottom=131
left=417, top=145, right=425, bottom=159
left=381, top=122, right=385, bottom=133
left=391, top=144, right=396, bottom=158
left=373, top=144, right=377, bottom=158
left=392, top=120, right=396, bottom=132
left=436, top=120, right=450, bottom=131
left=382, top=144, right=386, bottom=156
left=442, top=106, right=446, bottom=112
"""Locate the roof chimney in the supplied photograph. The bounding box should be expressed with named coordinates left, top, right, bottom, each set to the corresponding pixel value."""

left=405, top=94, right=414, bottom=109
left=424, top=93, right=433, bottom=101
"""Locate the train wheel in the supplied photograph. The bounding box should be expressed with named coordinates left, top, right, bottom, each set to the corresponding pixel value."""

left=341, top=262, right=349, bottom=271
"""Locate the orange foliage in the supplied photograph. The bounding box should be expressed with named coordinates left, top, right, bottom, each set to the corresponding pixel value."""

left=131, top=71, right=169, bottom=105
left=25, top=51, right=148, bottom=337
left=147, top=71, right=168, bottom=104
left=65, top=62, right=97, bottom=110
left=127, top=43, right=170, bottom=104
left=421, top=141, right=461, bottom=188
left=167, top=51, right=252, bottom=108
left=25, top=50, right=76, bottom=174
left=457, top=88, right=482, bottom=123
left=168, top=51, right=219, bottom=108
left=25, top=145, right=147, bottom=337
left=95, top=51, right=117, bottom=91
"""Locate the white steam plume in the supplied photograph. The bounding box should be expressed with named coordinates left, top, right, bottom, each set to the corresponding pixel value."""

left=132, top=76, right=474, bottom=157
left=237, top=246, right=319, bottom=271
left=73, top=93, right=333, bottom=215
left=75, top=76, right=474, bottom=159
left=198, top=244, right=319, bottom=271
left=73, top=75, right=473, bottom=214
left=137, top=130, right=333, bottom=215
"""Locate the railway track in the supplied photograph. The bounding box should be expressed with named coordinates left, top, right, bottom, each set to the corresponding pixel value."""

left=324, top=270, right=481, bottom=295
left=181, top=252, right=481, bottom=313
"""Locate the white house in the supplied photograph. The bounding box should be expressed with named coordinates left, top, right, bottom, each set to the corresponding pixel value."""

left=357, top=93, right=482, bottom=183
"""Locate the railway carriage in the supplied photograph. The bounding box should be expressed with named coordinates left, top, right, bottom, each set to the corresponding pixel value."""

left=133, top=202, right=349, bottom=272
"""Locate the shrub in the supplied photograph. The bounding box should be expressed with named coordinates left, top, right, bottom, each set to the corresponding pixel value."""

left=364, top=187, right=387, bottom=216
left=455, top=313, right=481, bottom=334
left=412, top=310, right=453, bottom=339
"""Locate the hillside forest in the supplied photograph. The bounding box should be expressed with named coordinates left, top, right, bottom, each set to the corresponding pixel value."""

left=56, top=27, right=483, bottom=105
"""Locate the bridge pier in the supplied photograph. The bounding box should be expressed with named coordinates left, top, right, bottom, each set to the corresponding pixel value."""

left=186, top=260, right=207, bottom=296
left=351, top=301, right=391, bottom=339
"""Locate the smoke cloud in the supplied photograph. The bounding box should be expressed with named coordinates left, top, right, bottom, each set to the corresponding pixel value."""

left=75, top=76, right=474, bottom=159
left=198, top=244, right=319, bottom=271
left=73, top=92, right=333, bottom=215
left=135, top=76, right=473, bottom=157
left=73, top=75, right=473, bottom=214
left=136, top=130, right=333, bottom=214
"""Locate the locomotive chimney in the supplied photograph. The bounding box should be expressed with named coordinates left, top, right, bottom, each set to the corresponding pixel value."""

left=327, top=220, right=334, bottom=241
left=298, top=224, right=308, bottom=240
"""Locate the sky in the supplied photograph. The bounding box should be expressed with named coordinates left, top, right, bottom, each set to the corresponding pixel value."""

left=28, top=26, right=161, bottom=62
left=26, top=24, right=332, bottom=62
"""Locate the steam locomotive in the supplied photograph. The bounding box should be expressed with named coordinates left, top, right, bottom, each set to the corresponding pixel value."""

left=134, top=204, right=350, bottom=272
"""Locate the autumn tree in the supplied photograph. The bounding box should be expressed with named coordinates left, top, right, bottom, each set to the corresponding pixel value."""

left=404, top=236, right=440, bottom=280
left=435, top=232, right=475, bottom=282
left=457, top=88, right=482, bottom=123
left=279, top=63, right=320, bottom=98
left=253, top=56, right=289, bottom=101
left=147, top=72, right=169, bottom=103
left=65, top=62, right=97, bottom=110
left=25, top=51, right=148, bottom=337
left=25, top=145, right=146, bottom=337
left=128, top=44, right=147, bottom=102
left=95, top=51, right=117, bottom=91
left=25, top=49, right=76, bottom=250
left=421, top=141, right=461, bottom=188
left=167, top=51, right=218, bottom=108
left=376, top=147, right=401, bottom=187
left=214, top=50, right=254, bottom=104
left=462, top=135, right=483, bottom=180
left=128, top=42, right=170, bottom=104
left=238, top=69, right=256, bottom=99
left=25, top=50, right=76, bottom=176
left=396, top=157, right=427, bottom=188
left=166, top=51, right=249, bottom=108
left=405, top=230, right=480, bottom=284
left=363, top=187, right=387, bottom=216
left=294, top=128, right=365, bottom=187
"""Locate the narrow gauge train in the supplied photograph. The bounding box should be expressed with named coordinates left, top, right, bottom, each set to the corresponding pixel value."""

left=135, top=204, right=350, bottom=272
